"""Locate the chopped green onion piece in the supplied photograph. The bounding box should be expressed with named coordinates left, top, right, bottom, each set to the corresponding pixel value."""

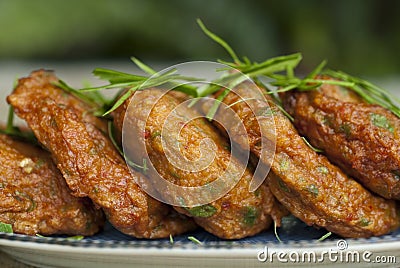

left=279, top=158, right=290, bottom=172
left=66, top=235, right=84, bottom=241
left=306, top=184, right=319, bottom=197
left=339, top=124, right=352, bottom=137
left=242, top=206, right=258, bottom=226
left=36, top=234, right=84, bottom=240
left=370, top=113, right=394, bottom=132
left=359, top=218, right=371, bottom=227
left=0, top=222, right=13, bottom=233
left=278, top=179, right=289, bottom=193
left=317, top=166, right=329, bottom=175
left=318, top=232, right=332, bottom=241
left=274, top=221, right=282, bottom=243
left=188, top=236, right=203, bottom=245
left=185, top=204, right=217, bottom=218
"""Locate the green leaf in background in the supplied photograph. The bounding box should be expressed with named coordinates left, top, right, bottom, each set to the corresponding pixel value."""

left=1, top=1, right=400, bottom=76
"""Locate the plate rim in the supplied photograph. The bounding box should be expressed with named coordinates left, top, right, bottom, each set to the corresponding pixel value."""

left=1, top=232, right=400, bottom=257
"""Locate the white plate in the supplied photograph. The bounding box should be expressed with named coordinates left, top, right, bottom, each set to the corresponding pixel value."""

left=1, top=217, right=399, bottom=267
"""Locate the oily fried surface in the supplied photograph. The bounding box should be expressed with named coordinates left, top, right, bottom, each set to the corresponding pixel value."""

left=7, top=70, right=196, bottom=238
left=281, top=76, right=400, bottom=199
left=113, top=89, right=282, bottom=239
left=0, top=133, right=104, bottom=236
left=213, top=82, right=400, bottom=238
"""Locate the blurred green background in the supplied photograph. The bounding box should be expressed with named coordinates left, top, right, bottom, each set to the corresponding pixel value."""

left=1, top=0, right=400, bottom=76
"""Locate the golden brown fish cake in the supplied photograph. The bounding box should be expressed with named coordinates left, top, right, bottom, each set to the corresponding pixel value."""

left=113, top=89, right=283, bottom=239
left=0, top=133, right=104, bottom=236
left=7, top=70, right=196, bottom=238
left=281, top=75, right=400, bottom=199
left=211, top=81, right=400, bottom=238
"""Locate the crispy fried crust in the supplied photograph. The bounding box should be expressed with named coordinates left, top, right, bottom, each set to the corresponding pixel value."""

left=7, top=70, right=196, bottom=238
left=213, top=82, right=400, bottom=238
left=0, top=134, right=105, bottom=236
left=113, top=89, right=281, bottom=239
left=281, top=76, right=400, bottom=199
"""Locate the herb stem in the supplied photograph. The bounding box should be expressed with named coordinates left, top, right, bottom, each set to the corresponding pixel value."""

left=6, top=106, right=15, bottom=133
left=197, top=19, right=241, bottom=64
left=274, top=220, right=282, bottom=243
left=188, top=236, right=203, bottom=245
left=318, top=232, right=332, bottom=241
left=301, top=137, right=324, bottom=153
left=107, top=121, right=148, bottom=174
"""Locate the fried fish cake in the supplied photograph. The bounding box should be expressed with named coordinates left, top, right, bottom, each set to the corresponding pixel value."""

left=281, top=75, right=400, bottom=199
left=211, top=82, right=400, bottom=238
left=0, top=133, right=104, bottom=236
left=113, top=89, right=284, bottom=239
left=7, top=70, right=196, bottom=238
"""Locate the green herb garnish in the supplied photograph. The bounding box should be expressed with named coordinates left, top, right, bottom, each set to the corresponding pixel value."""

left=188, top=236, right=203, bottom=245
left=66, top=235, right=84, bottom=241
left=358, top=218, right=371, bottom=227
left=274, top=220, right=282, bottom=243
left=107, top=121, right=123, bottom=155
left=197, top=19, right=240, bottom=65
left=306, top=184, right=319, bottom=197
left=198, top=19, right=400, bottom=120
left=36, top=234, right=84, bottom=241
left=301, top=137, right=323, bottom=153
left=151, top=130, right=161, bottom=139
left=0, top=106, right=37, bottom=143
left=169, top=234, right=174, bottom=244
left=131, top=57, right=157, bottom=75
left=81, top=64, right=199, bottom=116
left=107, top=121, right=148, bottom=174
left=34, top=158, right=45, bottom=169
left=0, top=222, right=13, bottom=233
left=242, top=206, right=258, bottom=226
left=318, top=232, right=332, bottom=241
left=185, top=204, right=217, bottom=218
left=278, top=179, right=289, bottom=193
left=264, top=59, right=352, bottom=95
left=196, top=19, right=304, bottom=120
left=322, top=115, right=334, bottom=127
left=268, top=99, right=295, bottom=122
left=317, top=166, right=329, bottom=175
left=14, top=190, right=36, bottom=212
left=55, top=80, right=108, bottom=115
left=133, top=57, right=199, bottom=97
left=279, top=158, right=290, bottom=172
left=370, top=113, right=394, bottom=132
left=0, top=79, right=36, bottom=142
left=339, top=124, right=352, bottom=137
